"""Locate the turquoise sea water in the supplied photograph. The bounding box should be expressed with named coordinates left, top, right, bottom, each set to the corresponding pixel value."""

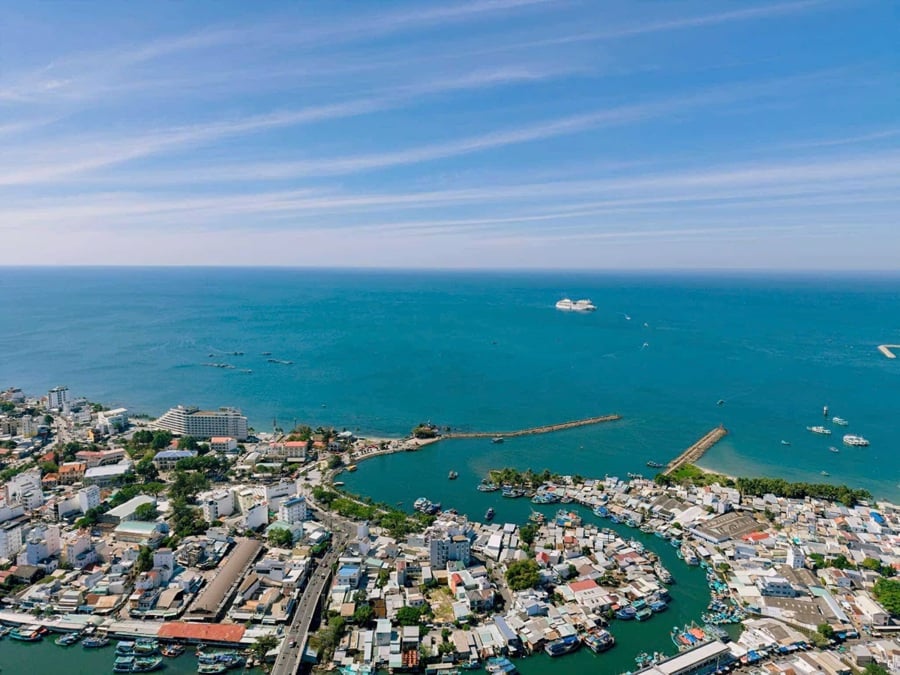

left=1, top=267, right=898, bottom=672
left=2, top=267, right=898, bottom=497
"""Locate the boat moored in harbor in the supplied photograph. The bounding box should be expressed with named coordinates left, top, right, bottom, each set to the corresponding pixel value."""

left=10, top=624, right=46, bottom=642
left=484, top=507, right=495, bottom=521
left=583, top=628, right=615, bottom=653
left=544, top=634, right=581, bottom=656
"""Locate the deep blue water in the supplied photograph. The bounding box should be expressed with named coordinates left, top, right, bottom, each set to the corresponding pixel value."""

left=1, top=267, right=898, bottom=498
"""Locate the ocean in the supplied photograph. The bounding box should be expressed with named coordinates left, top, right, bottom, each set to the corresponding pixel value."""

left=2, top=267, right=897, bottom=498
left=1, top=266, right=898, bottom=673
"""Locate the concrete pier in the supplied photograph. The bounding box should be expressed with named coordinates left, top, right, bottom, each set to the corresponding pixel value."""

left=878, top=344, right=898, bottom=359
left=663, top=425, right=728, bottom=476
left=443, top=414, right=621, bottom=440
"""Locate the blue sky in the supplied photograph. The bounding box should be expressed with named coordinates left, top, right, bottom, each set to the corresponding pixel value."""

left=1, top=0, right=898, bottom=269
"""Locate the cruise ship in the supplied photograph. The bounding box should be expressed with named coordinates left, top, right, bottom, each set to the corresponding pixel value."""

left=806, top=426, right=831, bottom=435
left=843, top=434, right=870, bottom=447
left=555, top=298, right=597, bottom=312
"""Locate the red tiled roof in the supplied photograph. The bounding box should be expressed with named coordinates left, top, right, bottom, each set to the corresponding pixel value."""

left=569, top=579, right=599, bottom=592
left=743, top=532, right=769, bottom=542
left=157, top=622, right=245, bottom=644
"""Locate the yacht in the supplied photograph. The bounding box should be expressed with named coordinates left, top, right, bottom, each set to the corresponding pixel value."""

left=832, top=417, right=849, bottom=426
left=843, top=434, right=870, bottom=447
left=807, top=426, right=831, bottom=435
left=555, top=298, right=597, bottom=312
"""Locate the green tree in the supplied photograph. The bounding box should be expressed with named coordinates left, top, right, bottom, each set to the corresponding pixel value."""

left=250, top=634, right=279, bottom=663
left=134, top=502, right=158, bottom=521
left=135, top=546, right=153, bottom=573
left=352, top=604, right=374, bottom=626
left=396, top=606, right=423, bottom=626
left=505, top=559, right=541, bottom=591
left=873, top=578, right=900, bottom=615
left=136, top=457, right=159, bottom=482
left=863, top=664, right=890, bottom=675
left=178, top=436, right=199, bottom=451
left=817, top=623, right=834, bottom=640
left=151, top=430, right=174, bottom=449
left=267, top=527, right=294, bottom=548
left=39, top=461, right=59, bottom=474
left=519, top=523, right=537, bottom=547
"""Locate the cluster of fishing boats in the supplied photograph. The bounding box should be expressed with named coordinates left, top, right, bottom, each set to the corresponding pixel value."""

left=196, top=648, right=246, bottom=672
left=614, top=592, right=670, bottom=622
left=670, top=622, right=729, bottom=651
left=702, top=567, right=746, bottom=625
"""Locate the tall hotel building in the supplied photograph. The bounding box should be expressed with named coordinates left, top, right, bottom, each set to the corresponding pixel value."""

left=153, top=405, right=248, bottom=441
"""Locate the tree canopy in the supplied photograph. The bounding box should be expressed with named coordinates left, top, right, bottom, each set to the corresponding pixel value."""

left=505, top=559, right=541, bottom=591
left=268, top=527, right=294, bottom=548
left=873, top=578, right=900, bottom=616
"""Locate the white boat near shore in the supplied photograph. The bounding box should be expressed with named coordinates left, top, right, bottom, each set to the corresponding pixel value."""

left=843, top=434, right=870, bottom=447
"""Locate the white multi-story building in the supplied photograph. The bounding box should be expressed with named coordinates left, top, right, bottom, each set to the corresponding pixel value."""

left=786, top=546, right=805, bottom=570
left=78, top=485, right=102, bottom=514
left=97, top=408, right=129, bottom=433
left=62, top=530, right=96, bottom=569
left=277, top=496, right=308, bottom=524
left=153, top=548, right=175, bottom=583
left=47, top=386, right=69, bottom=411
left=5, top=470, right=43, bottom=509
left=243, top=502, right=268, bottom=530
left=20, top=414, right=34, bottom=438
left=209, top=436, right=238, bottom=453
left=427, top=516, right=474, bottom=569
left=21, top=524, right=61, bottom=565
left=756, top=576, right=796, bottom=597
left=0, top=522, right=23, bottom=561
left=199, top=489, right=235, bottom=523
left=153, top=405, right=248, bottom=440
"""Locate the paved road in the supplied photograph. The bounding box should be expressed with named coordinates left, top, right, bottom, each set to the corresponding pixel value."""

left=270, top=509, right=354, bottom=675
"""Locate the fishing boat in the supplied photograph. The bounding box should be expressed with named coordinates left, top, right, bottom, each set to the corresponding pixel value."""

left=55, top=632, right=81, bottom=646
left=117, top=641, right=137, bottom=655
left=583, top=629, right=615, bottom=653
left=501, top=486, right=525, bottom=498
left=484, top=507, right=495, bottom=521
left=134, top=638, right=159, bottom=654
left=485, top=656, right=517, bottom=673
left=447, top=471, right=458, bottom=480
left=635, top=606, right=653, bottom=621
left=807, top=425, right=831, bottom=435
left=843, top=434, right=870, bottom=446
left=528, top=510, right=545, bottom=524
left=197, top=663, right=228, bottom=674
left=82, top=635, right=110, bottom=648
left=10, top=625, right=46, bottom=642
left=650, top=600, right=669, bottom=612
left=198, top=650, right=245, bottom=668
left=832, top=417, right=849, bottom=426
left=130, top=656, right=165, bottom=673
left=160, top=643, right=185, bottom=657
left=555, top=509, right=582, bottom=527
left=477, top=482, right=499, bottom=492
left=646, top=461, right=665, bottom=469
left=114, top=656, right=137, bottom=672
left=346, top=464, right=358, bottom=472
left=654, top=563, right=674, bottom=584
left=544, top=634, right=581, bottom=656
left=592, top=505, right=609, bottom=518
left=491, top=437, right=504, bottom=444
left=615, top=606, right=637, bottom=620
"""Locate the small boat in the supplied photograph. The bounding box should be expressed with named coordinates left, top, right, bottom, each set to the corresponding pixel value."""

left=447, top=470, right=458, bottom=480
left=197, top=663, right=228, bottom=674
left=134, top=638, right=158, bottom=654
left=10, top=625, right=45, bottom=642
left=635, top=607, right=654, bottom=621
left=82, top=635, right=110, bottom=648
left=333, top=481, right=345, bottom=487
left=484, top=507, right=495, bottom=521
left=55, top=632, right=81, bottom=646
left=780, top=440, right=791, bottom=446
left=114, top=656, right=136, bottom=673
left=491, top=437, right=504, bottom=444
left=485, top=656, right=517, bottom=673
left=117, top=641, right=136, bottom=655
left=821, top=471, right=830, bottom=477
left=807, top=426, right=831, bottom=435
left=832, top=417, right=849, bottom=426
left=528, top=511, right=545, bottom=524
left=716, top=399, right=725, bottom=406
left=843, top=434, right=870, bottom=446
left=346, top=464, right=357, bottom=472
left=544, top=634, right=581, bottom=656
left=583, top=629, right=615, bottom=654
left=477, top=482, right=499, bottom=492
left=650, top=600, right=669, bottom=612
left=615, top=606, right=637, bottom=620
left=646, top=461, right=665, bottom=469
left=823, top=405, right=829, bottom=417
left=130, top=656, right=164, bottom=672
left=828, top=446, right=839, bottom=454
left=160, top=643, right=185, bottom=657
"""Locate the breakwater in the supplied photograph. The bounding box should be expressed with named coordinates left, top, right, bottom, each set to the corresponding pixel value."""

left=442, top=414, right=621, bottom=439
left=663, top=425, right=728, bottom=476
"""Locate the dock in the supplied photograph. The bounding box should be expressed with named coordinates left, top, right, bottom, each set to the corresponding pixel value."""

left=663, top=425, right=728, bottom=476
left=878, top=345, right=898, bottom=359
left=444, top=414, right=621, bottom=439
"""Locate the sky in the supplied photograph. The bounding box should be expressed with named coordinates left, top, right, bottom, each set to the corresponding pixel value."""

left=1, top=0, right=898, bottom=269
